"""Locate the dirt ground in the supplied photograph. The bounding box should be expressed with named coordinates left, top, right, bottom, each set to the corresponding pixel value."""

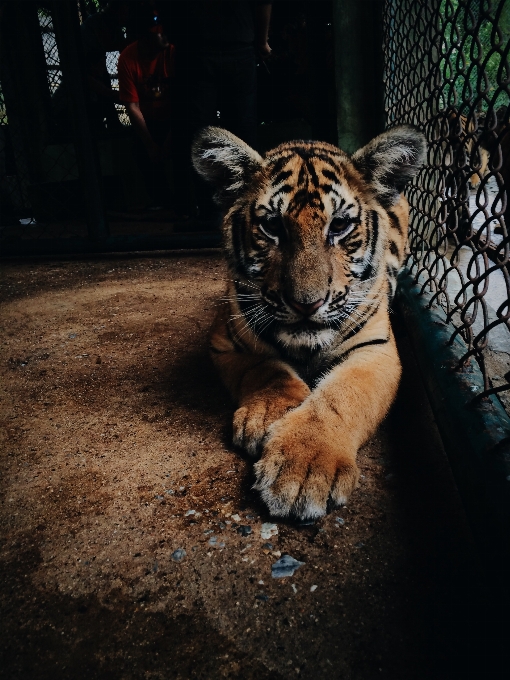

left=0, top=252, right=494, bottom=679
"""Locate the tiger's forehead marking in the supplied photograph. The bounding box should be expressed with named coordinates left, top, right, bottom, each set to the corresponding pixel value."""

left=257, top=144, right=363, bottom=219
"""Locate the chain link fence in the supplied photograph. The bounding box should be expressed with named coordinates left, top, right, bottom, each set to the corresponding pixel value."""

left=384, top=0, right=510, bottom=413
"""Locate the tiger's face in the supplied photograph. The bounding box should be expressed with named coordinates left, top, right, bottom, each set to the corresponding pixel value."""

left=236, top=142, right=387, bottom=352
left=192, top=127, right=425, bottom=355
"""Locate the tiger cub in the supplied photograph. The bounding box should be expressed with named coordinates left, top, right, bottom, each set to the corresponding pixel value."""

left=192, top=126, right=425, bottom=520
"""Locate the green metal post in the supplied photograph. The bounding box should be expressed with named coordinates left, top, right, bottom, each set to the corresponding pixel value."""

left=332, top=0, right=385, bottom=154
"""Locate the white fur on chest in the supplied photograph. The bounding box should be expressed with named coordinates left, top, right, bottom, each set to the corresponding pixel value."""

left=276, top=326, right=336, bottom=351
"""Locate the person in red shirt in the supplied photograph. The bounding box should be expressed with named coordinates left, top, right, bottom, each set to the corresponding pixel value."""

left=118, top=17, right=175, bottom=210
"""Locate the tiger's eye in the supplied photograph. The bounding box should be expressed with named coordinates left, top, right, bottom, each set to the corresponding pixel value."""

left=329, top=218, right=354, bottom=239
left=259, top=215, right=283, bottom=240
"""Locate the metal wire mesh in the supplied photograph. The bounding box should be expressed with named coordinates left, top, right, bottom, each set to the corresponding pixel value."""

left=383, top=0, right=510, bottom=411
left=39, top=8, right=62, bottom=95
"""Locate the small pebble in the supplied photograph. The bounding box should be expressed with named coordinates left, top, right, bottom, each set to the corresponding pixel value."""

left=218, top=522, right=226, bottom=530
left=245, top=514, right=256, bottom=520
left=208, top=536, right=218, bottom=546
left=154, top=495, right=164, bottom=500
left=335, top=517, right=345, bottom=526
left=165, top=489, right=175, bottom=495
left=231, top=514, right=241, bottom=522
left=204, top=529, right=213, bottom=535
left=291, top=584, right=297, bottom=594
left=171, top=548, right=186, bottom=563
left=185, top=509, right=196, bottom=516
left=271, top=554, right=305, bottom=578
left=258, top=580, right=264, bottom=585
left=310, top=585, right=318, bottom=592
left=179, top=486, right=185, bottom=491
left=355, top=542, right=365, bottom=549
left=237, top=525, right=252, bottom=536
left=260, top=522, right=278, bottom=540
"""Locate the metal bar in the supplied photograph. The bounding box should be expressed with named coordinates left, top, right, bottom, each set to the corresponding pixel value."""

left=50, top=0, right=109, bottom=241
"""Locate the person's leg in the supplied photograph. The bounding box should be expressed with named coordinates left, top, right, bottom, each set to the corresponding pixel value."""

left=131, top=119, right=171, bottom=209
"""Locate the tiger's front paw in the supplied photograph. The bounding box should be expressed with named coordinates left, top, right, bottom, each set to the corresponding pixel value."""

left=252, top=413, right=359, bottom=519
left=233, top=388, right=310, bottom=457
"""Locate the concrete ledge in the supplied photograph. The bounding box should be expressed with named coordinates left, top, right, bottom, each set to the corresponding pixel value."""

left=396, top=271, right=510, bottom=592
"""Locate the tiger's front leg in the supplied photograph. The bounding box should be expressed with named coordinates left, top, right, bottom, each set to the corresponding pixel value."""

left=253, top=339, right=402, bottom=519
left=210, top=306, right=311, bottom=456
left=231, top=359, right=311, bottom=456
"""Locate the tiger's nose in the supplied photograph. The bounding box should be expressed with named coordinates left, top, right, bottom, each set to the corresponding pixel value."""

left=289, top=298, right=325, bottom=316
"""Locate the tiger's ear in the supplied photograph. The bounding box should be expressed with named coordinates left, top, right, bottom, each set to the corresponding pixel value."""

left=352, top=125, right=426, bottom=207
left=191, top=126, right=264, bottom=207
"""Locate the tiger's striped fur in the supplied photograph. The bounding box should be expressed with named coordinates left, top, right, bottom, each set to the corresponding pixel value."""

left=192, top=126, right=425, bottom=520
